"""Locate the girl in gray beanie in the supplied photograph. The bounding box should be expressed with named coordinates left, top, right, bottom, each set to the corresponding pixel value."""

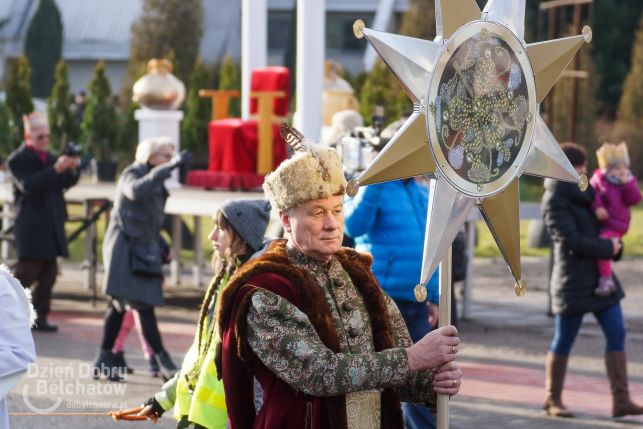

left=140, top=199, right=271, bottom=427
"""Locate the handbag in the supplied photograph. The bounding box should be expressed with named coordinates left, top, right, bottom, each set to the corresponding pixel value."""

left=527, top=218, right=551, bottom=249
left=130, top=240, right=163, bottom=277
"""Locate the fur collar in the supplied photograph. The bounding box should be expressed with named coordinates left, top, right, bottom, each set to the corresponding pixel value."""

left=215, top=239, right=403, bottom=429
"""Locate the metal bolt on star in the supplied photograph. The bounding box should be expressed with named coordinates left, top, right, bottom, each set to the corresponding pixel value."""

left=348, top=0, right=591, bottom=300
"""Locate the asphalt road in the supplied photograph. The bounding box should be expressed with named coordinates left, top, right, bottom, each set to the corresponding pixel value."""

left=6, top=256, right=643, bottom=428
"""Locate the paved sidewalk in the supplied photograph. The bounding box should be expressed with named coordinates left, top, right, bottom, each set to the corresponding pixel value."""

left=6, top=257, right=643, bottom=428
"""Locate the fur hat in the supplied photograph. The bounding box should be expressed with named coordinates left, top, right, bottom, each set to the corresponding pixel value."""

left=596, top=141, right=630, bottom=169
left=22, top=112, right=48, bottom=133
left=264, top=124, right=347, bottom=211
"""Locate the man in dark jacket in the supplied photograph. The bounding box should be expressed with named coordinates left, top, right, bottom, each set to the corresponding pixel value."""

left=8, top=112, right=80, bottom=332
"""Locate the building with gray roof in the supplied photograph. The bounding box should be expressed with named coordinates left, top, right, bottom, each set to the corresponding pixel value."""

left=0, top=0, right=407, bottom=97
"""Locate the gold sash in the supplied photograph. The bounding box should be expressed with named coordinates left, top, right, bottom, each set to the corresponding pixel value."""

left=346, top=390, right=381, bottom=429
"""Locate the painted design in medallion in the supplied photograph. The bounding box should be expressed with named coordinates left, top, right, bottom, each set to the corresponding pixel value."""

left=434, top=28, right=529, bottom=184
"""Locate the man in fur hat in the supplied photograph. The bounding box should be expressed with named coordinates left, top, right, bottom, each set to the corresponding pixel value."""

left=216, top=129, right=462, bottom=429
left=7, top=112, right=80, bottom=332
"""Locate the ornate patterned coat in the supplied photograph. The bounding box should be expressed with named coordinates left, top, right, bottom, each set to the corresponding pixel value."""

left=215, top=239, right=436, bottom=429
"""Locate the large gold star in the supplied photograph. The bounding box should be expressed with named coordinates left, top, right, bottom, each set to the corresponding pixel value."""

left=349, top=0, right=592, bottom=299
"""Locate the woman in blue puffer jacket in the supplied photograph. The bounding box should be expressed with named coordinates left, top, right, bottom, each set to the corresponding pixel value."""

left=344, top=178, right=439, bottom=310
left=344, top=176, right=440, bottom=429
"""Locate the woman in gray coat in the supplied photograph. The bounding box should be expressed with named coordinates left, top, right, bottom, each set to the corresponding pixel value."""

left=93, top=136, right=188, bottom=381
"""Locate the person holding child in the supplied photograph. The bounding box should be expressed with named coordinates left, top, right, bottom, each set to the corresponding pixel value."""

left=542, top=142, right=642, bottom=419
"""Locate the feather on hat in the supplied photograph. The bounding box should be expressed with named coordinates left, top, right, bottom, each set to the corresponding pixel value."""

left=263, top=123, right=347, bottom=211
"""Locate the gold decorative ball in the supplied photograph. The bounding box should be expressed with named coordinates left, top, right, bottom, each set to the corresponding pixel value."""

left=132, top=59, right=186, bottom=110
left=346, top=179, right=360, bottom=197
left=514, top=279, right=527, bottom=297
left=353, top=19, right=365, bottom=39
left=578, top=174, right=588, bottom=192
left=582, top=26, right=593, bottom=44
left=414, top=284, right=427, bottom=302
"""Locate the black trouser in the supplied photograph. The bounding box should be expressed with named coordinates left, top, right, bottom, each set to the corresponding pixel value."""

left=100, top=301, right=164, bottom=353
left=14, top=258, right=58, bottom=321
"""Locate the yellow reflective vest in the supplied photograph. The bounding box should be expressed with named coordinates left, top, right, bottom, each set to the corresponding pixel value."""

left=173, top=277, right=228, bottom=428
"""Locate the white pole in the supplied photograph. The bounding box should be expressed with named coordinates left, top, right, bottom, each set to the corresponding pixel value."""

left=437, top=246, right=452, bottom=429
left=295, top=0, right=325, bottom=141
left=241, top=0, right=267, bottom=119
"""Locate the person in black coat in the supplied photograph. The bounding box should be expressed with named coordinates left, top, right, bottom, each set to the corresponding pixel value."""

left=542, top=142, right=642, bottom=419
left=7, top=112, right=80, bottom=332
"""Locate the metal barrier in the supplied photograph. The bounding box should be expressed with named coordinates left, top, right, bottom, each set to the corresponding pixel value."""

left=0, top=198, right=112, bottom=306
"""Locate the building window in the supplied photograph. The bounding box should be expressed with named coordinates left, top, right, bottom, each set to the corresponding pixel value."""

left=326, top=12, right=373, bottom=53
left=269, top=11, right=374, bottom=54
left=268, top=11, right=294, bottom=53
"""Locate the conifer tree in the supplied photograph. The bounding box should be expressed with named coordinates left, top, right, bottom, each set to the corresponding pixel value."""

left=359, top=61, right=410, bottom=126
left=181, top=58, right=212, bottom=164
left=0, top=102, right=13, bottom=155
left=617, top=16, right=643, bottom=127
left=81, top=61, right=118, bottom=161
left=25, top=0, right=63, bottom=98
left=6, top=56, right=34, bottom=145
left=218, top=54, right=241, bottom=117
left=124, top=0, right=203, bottom=104
left=611, top=16, right=643, bottom=177
left=116, top=102, right=139, bottom=161
left=593, top=0, right=642, bottom=118
left=47, top=60, right=78, bottom=151
left=399, top=0, right=436, bottom=40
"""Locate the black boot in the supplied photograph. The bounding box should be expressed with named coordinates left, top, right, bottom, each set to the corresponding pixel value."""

left=112, top=351, right=134, bottom=374
left=92, top=349, right=124, bottom=382
left=33, top=318, right=58, bottom=332
left=148, top=356, right=160, bottom=378
left=153, top=351, right=178, bottom=381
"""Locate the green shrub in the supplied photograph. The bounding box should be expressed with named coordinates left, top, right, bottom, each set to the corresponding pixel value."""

left=181, top=58, right=212, bottom=164
left=25, top=0, right=62, bottom=98
left=81, top=61, right=118, bottom=161
left=47, top=60, right=79, bottom=151
left=6, top=56, right=34, bottom=146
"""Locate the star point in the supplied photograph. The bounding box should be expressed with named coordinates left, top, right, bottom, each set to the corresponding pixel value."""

left=353, top=0, right=590, bottom=296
